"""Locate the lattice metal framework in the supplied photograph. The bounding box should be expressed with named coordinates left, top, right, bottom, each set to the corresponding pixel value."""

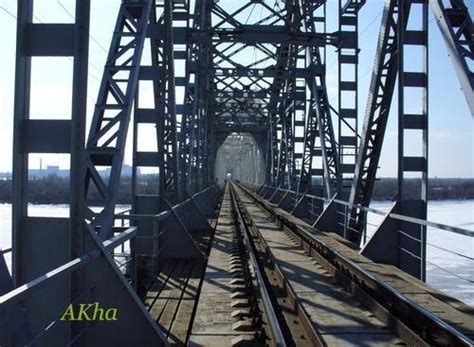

left=349, top=0, right=403, bottom=239
left=19, top=0, right=466, bottom=254
left=84, top=1, right=152, bottom=239
left=397, top=0, right=429, bottom=280
left=430, top=0, right=473, bottom=116
left=338, top=0, right=365, bottom=187
left=297, top=0, right=341, bottom=198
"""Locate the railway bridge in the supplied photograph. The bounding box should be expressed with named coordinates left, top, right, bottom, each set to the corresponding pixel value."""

left=0, top=0, right=473, bottom=345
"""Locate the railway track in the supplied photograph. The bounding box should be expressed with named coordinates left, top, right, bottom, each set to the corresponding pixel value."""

left=217, top=181, right=473, bottom=347
left=189, top=183, right=283, bottom=346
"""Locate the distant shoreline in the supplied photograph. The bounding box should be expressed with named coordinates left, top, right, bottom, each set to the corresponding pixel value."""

left=1, top=176, right=473, bottom=204
left=1, top=199, right=473, bottom=206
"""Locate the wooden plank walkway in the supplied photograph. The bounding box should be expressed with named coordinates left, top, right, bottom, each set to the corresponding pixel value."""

left=144, top=223, right=216, bottom=346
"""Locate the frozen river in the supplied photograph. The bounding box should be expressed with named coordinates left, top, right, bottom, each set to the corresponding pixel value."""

left=1, top=201, right=473, bottom=305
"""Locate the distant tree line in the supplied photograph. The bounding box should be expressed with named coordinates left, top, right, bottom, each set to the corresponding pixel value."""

left=0, top=174, right=160, bottom=204
left=0, top=175, right=472, bottom=204
left=371, top=178, right=474, bottom=201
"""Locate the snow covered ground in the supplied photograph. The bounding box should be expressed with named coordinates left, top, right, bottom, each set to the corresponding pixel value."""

left=367, top=200, right=473, bottom=306
left=1, top=201, right=473, bottom=305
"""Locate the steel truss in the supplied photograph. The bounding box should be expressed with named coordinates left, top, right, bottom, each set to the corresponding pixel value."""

left=84, top=0, right=152, bottom=239
left=338, top=0, right=365, bottom=188
left=347, top=0, right=429, bottom=279
left=349, top=0, right=404, bottom=238
left=430, top=0, right=473, bottom=116
left=297, top=0, right=341, bottom=199
left=133, top=0, right=183, bottom=208
left=27, top=0, right=445, bottom=261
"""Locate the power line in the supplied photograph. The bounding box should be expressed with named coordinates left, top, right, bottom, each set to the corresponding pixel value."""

left=0, top=6, right=15, bottom=19
left=56, top=0, right=108, bottom=54
left=359, top=10, right=383, bottom=38
left=0, top=5, right=101, bottom=82
left=359, top=67, right=372, bottom=80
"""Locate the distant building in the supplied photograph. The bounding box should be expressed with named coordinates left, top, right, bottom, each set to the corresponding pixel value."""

left=29, top=165, right=69, bottom=179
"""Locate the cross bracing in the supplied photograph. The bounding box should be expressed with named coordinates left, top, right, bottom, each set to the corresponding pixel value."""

left=5, top=1, right=474, bottom=344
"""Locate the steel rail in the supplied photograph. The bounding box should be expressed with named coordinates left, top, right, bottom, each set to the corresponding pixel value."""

left=230, top=182, right=325, bottom=346
left=229, top=183, right=287, bottom=347
left=236, top=182, right=473, bottom=347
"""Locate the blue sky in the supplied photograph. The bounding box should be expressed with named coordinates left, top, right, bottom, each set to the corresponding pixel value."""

left=0, top=0, right=472, bottom=177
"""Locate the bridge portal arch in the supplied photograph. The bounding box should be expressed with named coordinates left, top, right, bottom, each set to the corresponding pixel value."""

left=214, top=133, right=266, bottom=186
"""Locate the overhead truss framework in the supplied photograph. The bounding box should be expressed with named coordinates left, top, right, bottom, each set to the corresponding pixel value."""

left=12, top=0, right=469, bottom=253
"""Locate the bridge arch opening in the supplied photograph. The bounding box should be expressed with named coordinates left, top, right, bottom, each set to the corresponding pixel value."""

left=215, top=133, right=265, bottom=186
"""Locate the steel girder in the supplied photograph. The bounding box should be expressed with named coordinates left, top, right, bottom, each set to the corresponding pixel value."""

left=348, top=0, right=402, bottom=240
left=396, top=0, right=429, bottom=280
left=273, top=1, right=300, bottom=189
left=348, top=0, right=429, bottom=281
left=154, top=0, right=179, bottom=202
left=346, top=0, right=472, bottom=245
left=297, top=0, right=341, bottom=199
left=84, top=0, right=152, bottom=240
left=338, top=0, right=365, bottom=187
left=430, top=0, right=473, bottom=116
left=178, top=0, right=205, bottom=198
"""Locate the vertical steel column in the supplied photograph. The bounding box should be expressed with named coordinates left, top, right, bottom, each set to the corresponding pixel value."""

left=178, top=0, right=200, bottom=199
left=338, top=0, right=365, bottom=189
left=397, top=0, right=429, bottom=280
left=298, top=0, right=341, bottom=199
left=348, top=0, right=402, bottom=242
left=13, top=0, right=90, bottom=285
left=12, top=1, right=89, bottom=343
left=70, top=2, right=90, bottom=343
left=196, top=0, right=213, bottom=191
left=158, top=0, right=179, bottom=201
left=268, top=116, right=279, bottom=185
left=276, top=46, right=298, bottom=189
left=12, top=0, right=33, bottom=288
left=269, top=0, right=299, bottom=189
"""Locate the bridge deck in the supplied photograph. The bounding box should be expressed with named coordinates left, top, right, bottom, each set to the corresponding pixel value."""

left=241, top=188, right=404, bottom=345
left=259, top=196, right=474, bottom=340
left=143, top=226, right=215, bottom=345
left=189, top=189, right=258, bottom=346
left=142, top=184, right=473, bottom=346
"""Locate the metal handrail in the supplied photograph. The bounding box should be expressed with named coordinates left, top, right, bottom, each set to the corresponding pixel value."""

left=0, top=226, right=137, bottom=309
left=246, top=183, right=474, bottom=238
